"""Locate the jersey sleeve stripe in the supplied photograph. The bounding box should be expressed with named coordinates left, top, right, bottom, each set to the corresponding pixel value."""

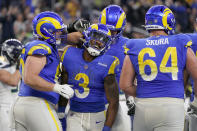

left=38, top=44, right=52, bottom=54
left=108, top=56, right=120, bottom=74
left=124, top=44, right=130, bottom=54
left=27, top=45, right=48, bottom=55
left=185, top=40, right=192, bottom=47
left=21, top=48, right=25, bottom=54
left=20, top=58, right=25, bottom=76
left=61, top=47, right=69, bottom=62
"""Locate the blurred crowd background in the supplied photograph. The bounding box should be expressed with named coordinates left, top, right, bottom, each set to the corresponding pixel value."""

left=0, top=0, right=196, bottom=45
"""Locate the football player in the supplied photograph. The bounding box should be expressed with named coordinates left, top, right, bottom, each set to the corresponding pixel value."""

left=57, top=18, right=91, bottom=131
left=61, top=23, right=119, bottom=131
left=11, top=11, right=86, bottom=131
left=184, top=33, right=197, bottom=131
left=0, top=39, right=23, bottom=131
left=120, top=5, right=197, bottom=131
left=99, top=5, right=131, bottom=131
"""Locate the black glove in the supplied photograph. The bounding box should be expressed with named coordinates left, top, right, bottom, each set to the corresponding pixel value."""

left=189, top=97, right=197, bottom=115
left=67, top=19, right=91, bottom=33
left=126, top=96, right=135, bottom=116
left=188, top=104, right=197, bottom=115
left=15, top=58, right=20, bottom=70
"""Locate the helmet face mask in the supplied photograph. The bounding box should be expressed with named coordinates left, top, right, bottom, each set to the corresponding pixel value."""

left=83, top=24, right=112, bottom=56
left=1, top=39, right=23, bottom=65
left=99, top=5, right=126, bottom=40
left=53, top=29, right=67, bottom=45
left=145, top=5, right=176, bottom=35
left=32, top=11, right=67, bottom=45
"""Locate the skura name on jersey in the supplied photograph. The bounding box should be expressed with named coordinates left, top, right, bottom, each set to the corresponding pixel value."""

left=146, top=38, right=169, bottom=46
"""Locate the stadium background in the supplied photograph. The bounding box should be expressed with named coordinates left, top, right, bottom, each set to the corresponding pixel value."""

left=0, top=0, right=196, bottom=46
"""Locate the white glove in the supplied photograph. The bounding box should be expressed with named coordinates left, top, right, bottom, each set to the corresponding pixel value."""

left=191, top=97, right=197, bottom=108
left=53, top=84, right=74, bottom=99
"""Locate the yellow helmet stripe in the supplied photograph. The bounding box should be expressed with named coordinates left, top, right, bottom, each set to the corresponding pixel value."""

left=107, top=30, right=111, bottom=36
left=91, top=24, right=98, bottom=30
left=36, top=17, right=62, bottom=39
left=36, top=20, right=50, bottom=39
left=40, top=17, right=62, bottom=29
left=100, top=8, right=106, bottom=25
left=116, top=12, right=126, bottom=29
left=162, top=8, right=173, bottom=31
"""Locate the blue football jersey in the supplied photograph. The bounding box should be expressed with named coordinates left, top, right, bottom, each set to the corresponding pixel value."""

left=19, top=40, right=61, bottom=104
left=186, top=33, right=197, bottom=101
left=126, top=34, right=192, bottom=99
left=61, top=47, right=120, bottom=112
left=105, top=36, right=129, bottom=83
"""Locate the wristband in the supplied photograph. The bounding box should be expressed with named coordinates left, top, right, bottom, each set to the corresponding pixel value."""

left=102, top=125, right=111, bottom=131
left=53, top=84, right=59, bottom=93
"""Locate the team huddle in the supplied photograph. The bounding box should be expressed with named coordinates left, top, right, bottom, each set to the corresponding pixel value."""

left=0, top=4, right=196, bottom=131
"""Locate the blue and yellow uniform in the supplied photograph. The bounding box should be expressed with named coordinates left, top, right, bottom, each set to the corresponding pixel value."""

left=105, top=36, right=128, bottom=84
left=61, top=47, right=119, bottom=112
left=19, top=40, right=60, bottom=104
left=126, top=34, right=192, bottom=99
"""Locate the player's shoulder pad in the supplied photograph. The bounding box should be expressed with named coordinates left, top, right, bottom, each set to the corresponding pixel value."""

left=186, top=33, right=197, bottom=46
left=60, top=46, right=80, bottom=62
left=124, top=39, right=138, bottom=55
left=176, top=33, right=192, bottom=47
left=25, top=40, right=52, bottom=56
left=120, top=36, right=129, bottom=42
left=108, top=56, right=120, bottom=75
left=99, top=55, right=120, bottom=75
left=118, top=36, right=129, bottom=45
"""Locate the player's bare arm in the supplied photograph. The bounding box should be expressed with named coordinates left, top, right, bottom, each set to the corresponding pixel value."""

left=119, top=55, right=136, bottom=96
left=186, top=48, right=197, bottom=97
left=67, top=32, right=83, bottom=45
left=0, top=69, right=21, bottom=86
left=104, top=74, right=119, bottom=127
left=183, top=69, right=190, bottom=90
left=57, top=66, right=69, bottom=112
left=60, top=66, right=68, bottom=85
left=24, top=55, right=54, bottom=91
